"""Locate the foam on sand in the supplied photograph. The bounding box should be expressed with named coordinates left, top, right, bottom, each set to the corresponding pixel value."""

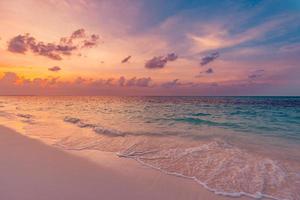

left=0, top=125, right=253, bottom=200
left=58, top=120, right=300, bottom=200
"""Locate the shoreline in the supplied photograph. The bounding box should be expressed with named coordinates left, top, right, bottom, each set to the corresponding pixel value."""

left=0, top=125, right=255, bottom=200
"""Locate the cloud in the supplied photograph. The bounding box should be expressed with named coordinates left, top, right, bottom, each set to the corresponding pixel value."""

left=248, top=69, right=265, bottom=79
left=0, top=71, right=293, bottom=96
left=121, top=56, right=132, bottom=63
left=118, top=76, right=126, bottom=86
left=0, top=72, right=19, bottom=84
left=136, top=77, right=152, bottom=87
left=48, top=66, right=61, bottom=72
left=189, top=15, right=294, bottom=53
left=7, top=29, right=100, bottom=60
left=205, top=68, right=214, bottom=74
left=7, top=34, right=29, bottom=53
left=104, top=78, right=114, bottom=86
left=0, top=72, right=155, bottom=93
left=279, top=43, right=300, bottom=53
left=200, top=52, right=219, bottom=66
left=82, top=34, right=100, bottom=48
left=145, top=53, right=178, bottom=69
left=59, top=29, right=84, bottom=45
left=145, top=56, right=167, bottom=69
left=195, top=68, right=214, bottom=78
left=161, top=79, right=180, bottom=88
left=8, top=34, right=76, bottom=60
left=125, top=77, right=152, bottom=87
left=165, top=53, right=178, bottom=61
left=71, top=28, right=86, bottom=39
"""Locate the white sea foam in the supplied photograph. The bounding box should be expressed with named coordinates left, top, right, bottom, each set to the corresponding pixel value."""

left=117, top=140, right=299, bottom=200
left=61, top=115, right=299, bottom=200
left=64, top=116, right=81, bottom=124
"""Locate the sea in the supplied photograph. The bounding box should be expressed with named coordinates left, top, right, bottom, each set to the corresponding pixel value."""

left=0, top=96, right=299, bottom=200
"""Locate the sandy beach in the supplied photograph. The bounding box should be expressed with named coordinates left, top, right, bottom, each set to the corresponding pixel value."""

left=1, top=0, right=299, bottom=199
left=0, top=125, right=254, bottom=200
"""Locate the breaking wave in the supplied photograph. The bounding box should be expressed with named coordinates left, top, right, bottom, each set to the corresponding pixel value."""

left=61, top=116, right=299, bottom=200
left=64, top=116, right=125, bottom=136
left=118, top=140, right=299, bottom=200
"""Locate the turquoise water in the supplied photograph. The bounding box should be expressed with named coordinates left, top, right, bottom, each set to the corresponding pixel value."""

left=1, top=96, right=299, bottom=139
left=0, top=96, right=299, bottom=200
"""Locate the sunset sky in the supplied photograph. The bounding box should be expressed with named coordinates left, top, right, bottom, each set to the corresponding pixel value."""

left=0, top=0, right=300, bottom=95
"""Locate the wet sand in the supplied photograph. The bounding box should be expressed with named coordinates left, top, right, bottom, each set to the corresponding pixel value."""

left=0, top=125, right=253, bottom=200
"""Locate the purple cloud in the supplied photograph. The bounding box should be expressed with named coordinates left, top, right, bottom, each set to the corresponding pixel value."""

left=200, top=52, right=219, bottom=66
left=205, top=68, right=214, bottom=74
left=125, top=77, right=152, bottom=87
left=7, top=34, right=29, bottom=53
left=118, top=76, right=126, bottom=86
left=145, top=56, right=168, bottom=69
left=82, top=34, right=100, bottom=48
left=136, top=77, right=152, bottom=87
left=0, top=72, right=289, bottom=96
left=248, top=69, right=265, bottom=79
left=166, top=53, right=178, bottom=61
left=145, top=53, right=178, bottom=69
left=71, top=29, right=86, bottom=39
left=195, top=68, right=214, bottom=78
left=7, top=29, right=100, bottom=60
left=121, top=56, right=132, bottom=63
left=48, top=66, right=61, bottom=72
left=161, top=79, right=181, bottom=88
left=8, top=34, right=75, bottom=60
left=60, top=29, right=87, bottom=45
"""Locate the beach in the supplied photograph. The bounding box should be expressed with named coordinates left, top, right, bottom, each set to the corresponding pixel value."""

left=0, top=125, right=255, bottom=200
left=1, top=0, right=299, bottom=199
left=0, top=96, right=299, bottom=200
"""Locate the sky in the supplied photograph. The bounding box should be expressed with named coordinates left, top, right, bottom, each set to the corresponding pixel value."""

left=0, top=0, right=300, bottom=96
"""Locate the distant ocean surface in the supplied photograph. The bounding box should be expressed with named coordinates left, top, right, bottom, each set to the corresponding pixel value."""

left=0, top=96, right=299, bottom=200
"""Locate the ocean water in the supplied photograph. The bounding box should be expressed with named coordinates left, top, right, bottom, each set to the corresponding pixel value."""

left=0, top=96, right=299, bottom=200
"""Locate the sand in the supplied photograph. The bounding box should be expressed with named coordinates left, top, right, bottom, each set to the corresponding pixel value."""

left=0, top=125, right=252, bottom=200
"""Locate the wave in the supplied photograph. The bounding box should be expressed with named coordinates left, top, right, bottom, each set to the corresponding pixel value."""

left=190, top=112, right=211, bottom=117
left=17, top=113, right=33, bottom=119
left=64, top=116, right=125, bottom=136
left=118, top=140, right=298, bottom=200
left=15, top=113, right=36, bottom=124
left=229, top=110, right=257, bottom=116
left=173, top=117, right=239, bottom=128
left=63, top=116, right=81, bottom=124
left=63, top=116, right=193, bottom=138
left=61, top=115, right=299, bottom=200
